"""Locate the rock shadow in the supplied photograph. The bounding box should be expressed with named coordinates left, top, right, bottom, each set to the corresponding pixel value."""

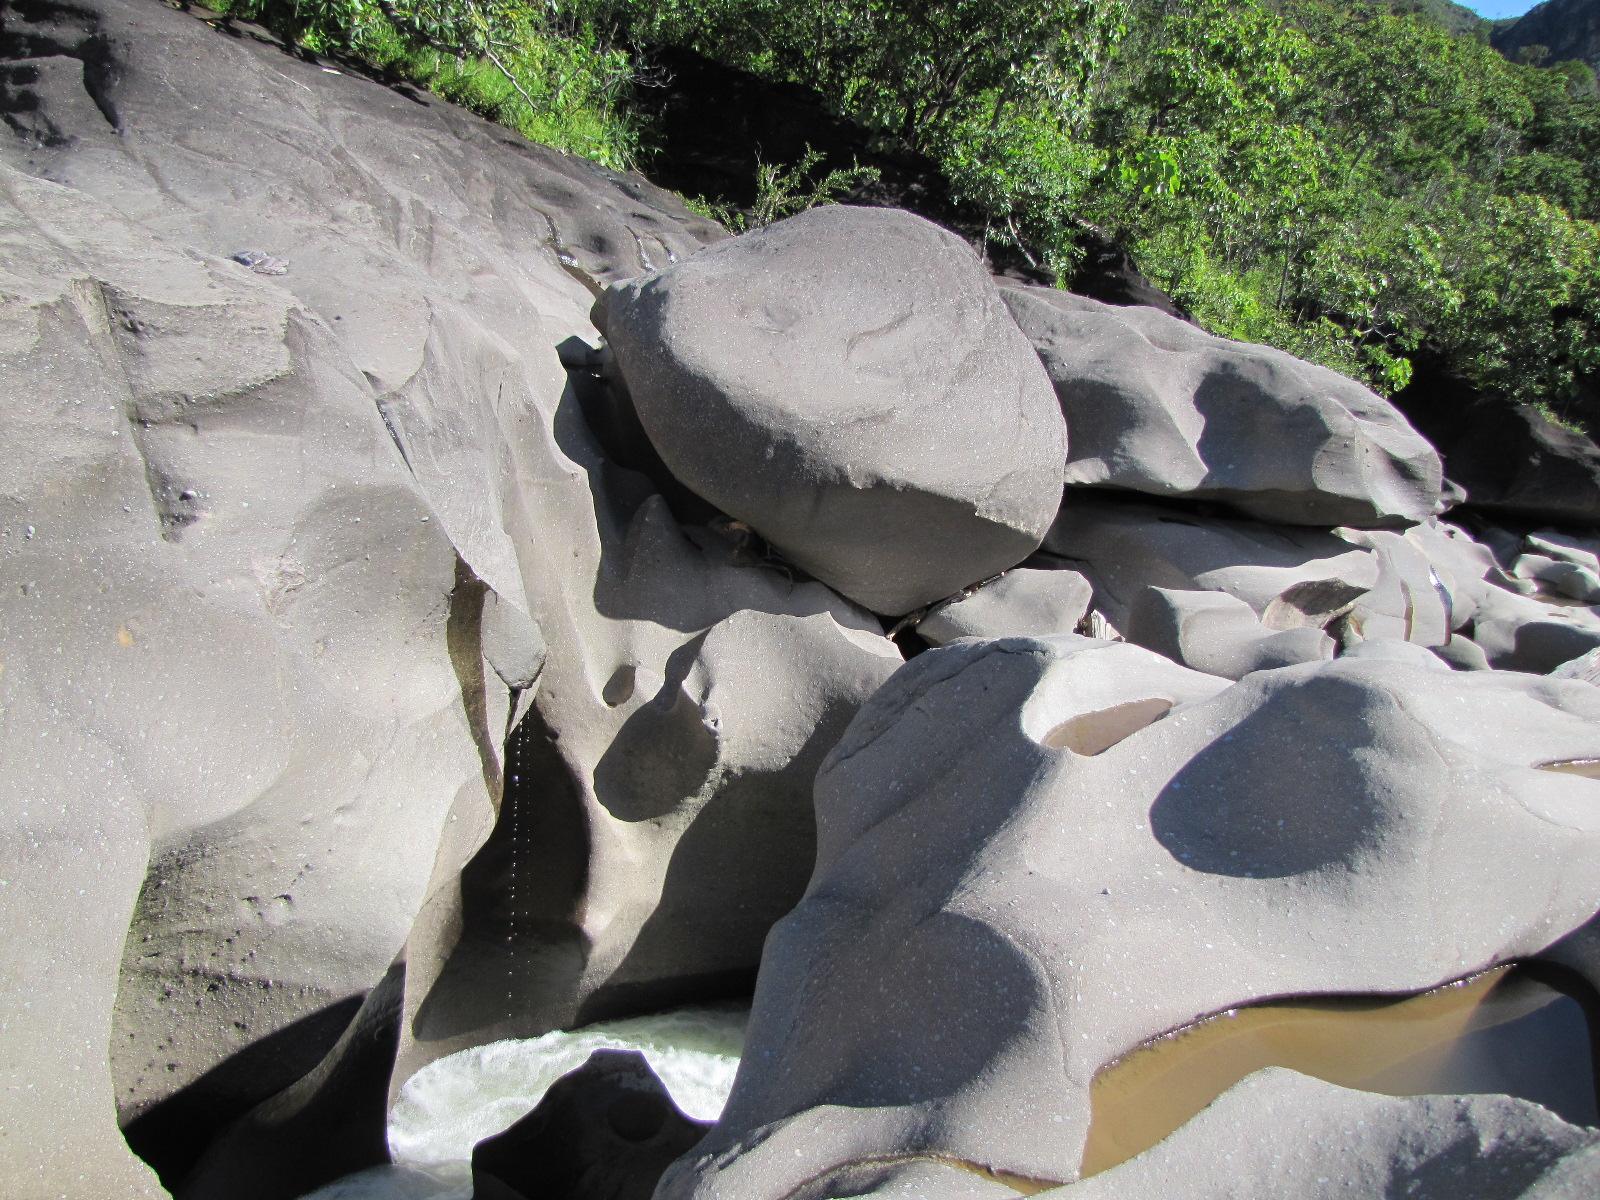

left=579, top=674, right=866, bottom=1024
left=410, top=704, right=593, bottom=1043
left=592, top=632, right=716, bottom=824
left=1149, top=674, right=1395, bottom=879
left=121, top=994, right=363, bottom=1189
left=551, top=354, right=848, bottom=632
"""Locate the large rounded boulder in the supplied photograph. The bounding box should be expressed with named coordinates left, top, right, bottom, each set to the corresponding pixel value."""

left=597, top=206, right=1068, bottom=616
left=1002, top=285, right=1443, bottom=527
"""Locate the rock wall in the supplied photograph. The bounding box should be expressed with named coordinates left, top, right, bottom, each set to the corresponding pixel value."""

left=0, top=2, right=895, bottom=1195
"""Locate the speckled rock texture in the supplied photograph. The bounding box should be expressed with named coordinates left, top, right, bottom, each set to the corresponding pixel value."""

left=1043, top=494, right=1440, bottom=642
left=915, top=565, right=1093, bottom=645
left=0, top=1, right=900, bottom=1196
left=1002, top=286, right=1443, bottom=527
left=597, top=205, right=1068, bottom=615
left=1052, top=1069, right=1600, bottom=1200
left=658, top=639, right=1600, bottom=1198
left=1125, top=587, right=1334, bottom=679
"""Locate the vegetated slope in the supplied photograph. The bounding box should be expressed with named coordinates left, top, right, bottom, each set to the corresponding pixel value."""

left=199, top=0, right=1600, bottom=430
left=1382, top=0, right=1490, bottom=37
left=1494, top=0, right=1600, bottom=71
left=615, top=1, right=1599, bottom=414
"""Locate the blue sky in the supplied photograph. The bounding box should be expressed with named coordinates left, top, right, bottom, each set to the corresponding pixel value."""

left=1462, top=1, right=1542, bottom=17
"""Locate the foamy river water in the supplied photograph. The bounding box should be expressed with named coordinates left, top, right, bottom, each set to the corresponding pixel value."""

left=296, top=1004, right=749, bottom=1199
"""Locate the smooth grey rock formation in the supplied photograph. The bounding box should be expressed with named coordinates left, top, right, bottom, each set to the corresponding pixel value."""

left=1334, top=528, right=1454, bottom=646
left=1529, top=530, right=1600, bottom=573
left=1125, top=587, right=1334, bottom=680
left=916, top=566, right=1093, bottom=645
left=1401, top=520, right=1504, bottom=629
left=1471, top=587, right=1600, bottom=673
left=1050, top=1069, right=1600, bottom=1200
left=0, top=2, right=900, bottom=1196
left=1046, top=497, right=1464, bottom=655
left=470, top=1049, right=707, bottom=1200
left=1002, top=286, right=1442, bottom=526
left=1553, top=646, right=1600, bottom=683
left=598, top=205, right=1068, bottom=615
left=1044, top=496, right=1379, bottom=632
left=1337, top=637, right=1451, bottom=670
left=1432, top=635, right=1493, bottom=671
left=1514, top=554, right=1600, bottom=604
left=0, top=158, right=474, bottom=1200
left=659, top=641, right=1600, bottom=1199
left=775, top=1160, right=1023, bottom=1200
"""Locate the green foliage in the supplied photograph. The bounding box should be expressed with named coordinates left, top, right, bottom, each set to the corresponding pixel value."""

left=196, top=0, right=1600, bottom=416
left=689, top=147, right=880, bottom=233
left=586, top=0, right=1600, bottom=412
left=200, top=0, right=639, bottom=168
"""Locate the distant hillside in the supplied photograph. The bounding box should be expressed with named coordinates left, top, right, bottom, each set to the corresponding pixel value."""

left=1493, top=0, right=1600, bottom=71
left=1384, top=0, right=1491, bottom=37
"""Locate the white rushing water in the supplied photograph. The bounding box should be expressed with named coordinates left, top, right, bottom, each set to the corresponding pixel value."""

left=297, top=1003, right=749, bottom=1200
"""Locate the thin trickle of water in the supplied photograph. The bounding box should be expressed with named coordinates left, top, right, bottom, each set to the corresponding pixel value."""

left=506, top=772, right=517, bottom=1019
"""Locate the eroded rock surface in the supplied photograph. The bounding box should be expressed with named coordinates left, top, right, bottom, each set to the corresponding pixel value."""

left=916, top=565, right=1093, bottom=645
left=1003, top=286, right=1442, bottom=527
left=659, top=640, right=1600, bottom=1198
left=0, top=2, right=897, bottom=1196
left=598, top=205, right=1068, bottom=615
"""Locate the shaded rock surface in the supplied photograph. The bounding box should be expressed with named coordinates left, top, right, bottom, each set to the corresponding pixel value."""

left=598, top=204, right=1068, bottom=615
left=1003, top=286, right=1442, bottom=527
left=659, top=639, right=1600, bottom=1198
left=1393, top=357, right=1600, bottom=525
left=470, top=1048, right=708, bottom=1200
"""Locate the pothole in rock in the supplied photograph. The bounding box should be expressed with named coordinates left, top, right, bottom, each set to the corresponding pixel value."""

left=1538, top=758, right=1600, bottom=779
left=295, top=1003, right=748, bottom=1200
left=1042, top=698, right=1174, bottom=755
left=1081, top=965, right=1599, bottom=1179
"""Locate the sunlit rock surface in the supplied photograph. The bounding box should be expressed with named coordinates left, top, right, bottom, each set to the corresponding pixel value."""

left=598, top=205, right=1068, bottom=616
left=660, top=639, right=1600, bottom=1198
left=1003, top=285, right=1442, bottom=527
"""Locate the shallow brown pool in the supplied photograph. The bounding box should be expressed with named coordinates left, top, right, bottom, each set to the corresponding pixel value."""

left=1081, top=965, right=1599, bottom=1178
left=1539, top=758, right=1600, bottom=779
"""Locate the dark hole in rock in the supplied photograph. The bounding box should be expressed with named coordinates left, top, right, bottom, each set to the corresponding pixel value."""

left=1081, top=964, right=1600, bottom=1179
left=1043, top=698, right=1173, bottom=755
left=890, top=623, right=931, bottom=661
left=603, top=664, right=637, bottom=707
left=607, top=1091, right=668, bottom=1142
left=1539, top=758, right=1600, bottom=779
